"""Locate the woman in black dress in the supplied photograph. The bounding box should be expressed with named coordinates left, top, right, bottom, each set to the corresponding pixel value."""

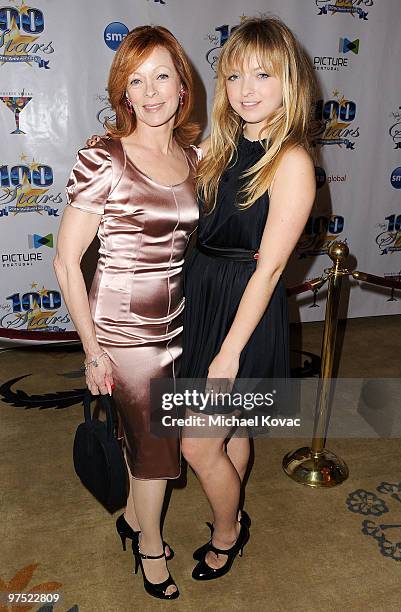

left=181, top=17, right=316, bottom=580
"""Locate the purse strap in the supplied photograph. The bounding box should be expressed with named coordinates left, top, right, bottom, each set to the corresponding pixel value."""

left=83, top=390, right=117, bottom=439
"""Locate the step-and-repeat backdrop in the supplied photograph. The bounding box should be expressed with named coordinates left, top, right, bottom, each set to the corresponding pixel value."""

left=0, top=0, right=400, bottom=344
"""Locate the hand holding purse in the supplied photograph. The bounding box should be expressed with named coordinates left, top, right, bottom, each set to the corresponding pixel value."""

left=73, top=390, right=128, bottom=513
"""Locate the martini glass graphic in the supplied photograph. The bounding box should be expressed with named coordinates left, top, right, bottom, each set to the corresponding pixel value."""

left=0, top=94, right=32, bottom=134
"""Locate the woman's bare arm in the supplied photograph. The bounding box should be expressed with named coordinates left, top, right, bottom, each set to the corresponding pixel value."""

left=207, top=146, right=316, bottom=382
left=54, top=206, right=113, bottom=394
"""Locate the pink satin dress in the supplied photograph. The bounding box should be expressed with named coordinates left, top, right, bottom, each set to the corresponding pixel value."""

left=66, top=137, right=198, bottom=479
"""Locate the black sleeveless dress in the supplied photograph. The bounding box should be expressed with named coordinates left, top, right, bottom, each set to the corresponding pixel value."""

left=181, top=135, right=290, bottom=383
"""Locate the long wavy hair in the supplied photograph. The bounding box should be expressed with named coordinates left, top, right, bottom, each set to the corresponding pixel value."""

left=106, top=25, right=199, bottom=146
left=197, top=17, right=315, bottom=212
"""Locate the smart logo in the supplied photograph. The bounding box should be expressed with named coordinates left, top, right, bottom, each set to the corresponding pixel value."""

left=390, top=168, right=401, bottom=190
left=104, top=22, right=129, bottom=51
left=339, top=37, right=359, bottom=54
left=28, top=233, right=53, bottom=248
left=0, top=3, right=54, bottom=68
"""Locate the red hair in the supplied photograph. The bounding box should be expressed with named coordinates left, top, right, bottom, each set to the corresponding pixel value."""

left=106, top=25, right=199, bottom=146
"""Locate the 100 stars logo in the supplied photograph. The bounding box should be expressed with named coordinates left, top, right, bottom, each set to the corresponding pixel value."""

left=0, top=153, right=62, bottom=219
left=204, top=14, right=249, bottom=75
left=296, top=214, right=346, bottom=258
left=311, top=90, right=360, bottom=150
left=0, top=281, right=70, bottom=333
left=375, top=214, right=401, bottom=255
left=315, top=0, right=373, bottom=20
left=0, top=2, right=54, bottom=69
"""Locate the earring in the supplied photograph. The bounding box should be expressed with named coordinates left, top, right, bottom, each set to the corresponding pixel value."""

left=125, top=94, right=134, bottom=114
left=178, top=86, right=186, bottom=107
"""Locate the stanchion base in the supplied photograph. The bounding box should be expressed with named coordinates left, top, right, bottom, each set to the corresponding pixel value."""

left=282, top=446, right=349, bottom=487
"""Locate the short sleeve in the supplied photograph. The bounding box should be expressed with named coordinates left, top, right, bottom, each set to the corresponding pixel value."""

left=66, top=139, right=112, bottom=215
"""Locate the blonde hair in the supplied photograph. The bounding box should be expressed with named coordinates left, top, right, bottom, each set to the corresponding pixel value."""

left=106, top=25, right=199, bottom=146
left=197, top=17, right=315, bottom=212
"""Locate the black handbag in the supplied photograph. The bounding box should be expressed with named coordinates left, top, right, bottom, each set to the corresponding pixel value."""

left=73, top=390, right=128, bottom=513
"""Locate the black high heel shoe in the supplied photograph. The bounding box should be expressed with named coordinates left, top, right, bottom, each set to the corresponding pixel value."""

left=116, top=514, right=174, bottom=560
left=193, top=510, right=251, bottom=561
left=191, top=515, right=250, bottom=581
left=133, top=544, right=179, bottom=600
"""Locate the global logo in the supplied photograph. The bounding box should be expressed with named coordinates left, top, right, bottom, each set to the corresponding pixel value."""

left=389, top=107, right=401, bottom=150
left=315, top=0, right=373, bottom=20
left=0, top=154, right=61, bottom=218
left=327, top=174, right=347, bottom=184
left=297, top=214, right=346, bottom=258
left=390, top=168, right=401, bottom=190
left=311, top=91, right=360, bottom=150
left=1, top=282, right=70, bottom=332
left=104, top=22, right=129, bottom=51
left=375, top=214, right=401, bottom=255
left=0, top=2, right=54, bottom=68
left=339, top=37, right=359, bottom=54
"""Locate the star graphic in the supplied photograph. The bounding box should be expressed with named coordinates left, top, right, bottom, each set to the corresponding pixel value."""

left=27, top=309, right=56, bottom=329
left=18, top=2, right=31, bottom=16
left=30, top=158, right=40, bottom=172
left=2, top=14, right=39, bottom=64
left=20, top=153, right=28, bottom=162
left=39, top=286, right=49, bottom=298
left=332, top=89, right=340, bottom=98
left=31, top=282, right=38, bottom=289
left=13, top=173, right=48, bottom=214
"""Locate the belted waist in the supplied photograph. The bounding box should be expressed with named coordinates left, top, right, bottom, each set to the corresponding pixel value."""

left=196, top=242, right=259, bottom=261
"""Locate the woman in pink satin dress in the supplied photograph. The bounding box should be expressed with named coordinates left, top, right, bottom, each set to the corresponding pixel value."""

left=54, top=26, right=199, bottom=600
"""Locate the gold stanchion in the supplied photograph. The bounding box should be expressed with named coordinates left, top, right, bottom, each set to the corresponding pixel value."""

left=282, top=241, right=350, bottom=487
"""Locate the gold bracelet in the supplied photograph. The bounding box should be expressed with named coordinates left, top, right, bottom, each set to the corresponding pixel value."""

left=84, top=351, right=108, bottom=371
